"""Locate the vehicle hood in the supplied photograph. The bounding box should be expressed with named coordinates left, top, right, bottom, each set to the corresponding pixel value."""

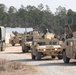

left=52, top=45, right=61, bottom=49
left=36, top=45, right=51, bottom=49
left=25, top=41, right=32, bottom=45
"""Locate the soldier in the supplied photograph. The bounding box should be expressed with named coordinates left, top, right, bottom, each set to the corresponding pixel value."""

left=65, top=25, right=73, bottom=39
left=44, top=29, right=49, bottom=34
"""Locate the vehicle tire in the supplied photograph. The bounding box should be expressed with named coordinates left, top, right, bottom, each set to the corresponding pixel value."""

left=20, top=43, right=22, bottom=46
left=19, top=40, right=22, bottom=46
left=22, top=49, right=25, bottom=53
left=25, top=46, right=29, bottom=53
left=11, top=41, right=15, bottom=46
left=32, top=54, right=35, bottom=60
left=63, top=51, right=70, bottom=63
left=58, top=55, right=62, bottom=59
left=1, top=42, right=6, bottom=51
left=11, top=40, right=15, bottom=46
left=1, top=47, right=5, bottom=51
left=36, top=52, right=41, bottom=60
left=12, top=43, right=15, bottom=46
left=51, top=56, right=55, bottom=59
left=1, top=47, right=3, bottom=51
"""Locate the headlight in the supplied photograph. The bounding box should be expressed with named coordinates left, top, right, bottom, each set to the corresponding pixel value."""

left=30, top=43, right=32, bottom=46
left=55, top=48, right=57, bottom=51
left=44, top=49, right=46, bottom=51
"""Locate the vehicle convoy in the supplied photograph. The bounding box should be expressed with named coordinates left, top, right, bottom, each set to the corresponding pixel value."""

left=21, top=30, right=39, bottom=53
left=0, top=26, right=6, bottom=51
left=31, top=31, right=62, bottom=60
left=62, top=25, right=76, bottom=63
left=9, top=32, right=23, bottom=46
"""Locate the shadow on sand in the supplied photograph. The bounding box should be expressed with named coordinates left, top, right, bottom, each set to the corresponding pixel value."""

left=11, top=58, right=76, bottom=66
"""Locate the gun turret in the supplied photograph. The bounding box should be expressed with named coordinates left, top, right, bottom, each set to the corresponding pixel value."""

left=42, top=29, right=55, bottom=39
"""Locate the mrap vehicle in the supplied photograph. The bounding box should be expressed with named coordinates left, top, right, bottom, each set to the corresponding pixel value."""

left=22, top=34, right=33, bottom=53
left=31, top=31, right=62, bottom=60
left=21, top=31, right=39, bottom=53
left=31, top=38, right=62, bottom=60
left=62, top=25, right=76, bottom=63
left=9, top=32, right=23, bottom=46
left=0, top=26, right=6, bottom=51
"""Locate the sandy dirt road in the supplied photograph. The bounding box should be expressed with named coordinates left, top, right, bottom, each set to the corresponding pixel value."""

left=0, top=44, right=76, bottom=75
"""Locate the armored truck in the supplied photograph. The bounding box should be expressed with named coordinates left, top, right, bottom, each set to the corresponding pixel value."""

left=9, top=32, right=23, bottom=46
left=62, top=25, right=76, bottom=63
left=22, top=34, right=33, bottom=53
left=21, top=30, right=40, bottom=53
left=31, top=38, right=62, bottom=60
left=62, top=38, right=76, bottom=63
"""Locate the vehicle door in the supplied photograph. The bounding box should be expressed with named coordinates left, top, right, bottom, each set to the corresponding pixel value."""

left=66, top=40, right=70, bottom=57
left=32, top=41, right=37, bottom=55
left=69, top=40, right=74, bottom=58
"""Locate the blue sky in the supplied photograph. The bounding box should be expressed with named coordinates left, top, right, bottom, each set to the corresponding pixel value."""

left=0, top=0, right=76, bottom=13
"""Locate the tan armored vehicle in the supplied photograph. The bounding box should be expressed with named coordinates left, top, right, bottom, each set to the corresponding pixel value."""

left=22, top=34, right=33, bottom=53
left=62, top=25, right=76, bottom=63
left=31, top=31, right=62, bottom=60
left=22, top=30, right=39, bottom=53
left=31, top=38, right=62, bottom=60
left=9, top=32, right=23, bottom=46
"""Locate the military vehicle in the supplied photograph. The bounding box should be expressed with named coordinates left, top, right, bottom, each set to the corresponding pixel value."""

left=22, top=34, right=33, bottom=53
left=0, top=26, right=6, bottom=51
left=62, top=25, right=76, bottom=63
left=31, top=30, right=62, bottom=60
left=21, top=30, right=39, bottom=53
left=9, top=32, right=23, bottom=46
left=31, top=38, right=62, bottom=60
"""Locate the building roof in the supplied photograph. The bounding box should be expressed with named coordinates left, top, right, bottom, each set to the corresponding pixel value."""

left=6, top=27, right=33, bottom=33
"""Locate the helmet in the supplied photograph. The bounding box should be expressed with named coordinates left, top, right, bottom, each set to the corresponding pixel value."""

left=46, top=29, right=49, bottom=33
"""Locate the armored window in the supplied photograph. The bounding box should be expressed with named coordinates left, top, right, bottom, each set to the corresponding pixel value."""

left=26, top=36, right=33, bottom=41
left=49, top=42, right=52, bottom=45
left=37, top=42, right=45, bottom=45
left=52, top=41, right=59, bottom=45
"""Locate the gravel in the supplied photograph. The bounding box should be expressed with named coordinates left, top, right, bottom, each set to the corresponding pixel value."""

left=0, top=44, right=76, bottom=75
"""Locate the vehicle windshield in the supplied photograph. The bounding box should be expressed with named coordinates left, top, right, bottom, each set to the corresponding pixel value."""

left=49, top=42, right=52, bottom=45
left=37, top=41, right=59, bottom=45
left=19, top=37, right=22, bottom=40
left=52, top=41, right=59, bottom=45
left=49, top=41, right=59, bottom=45
left=37, top=42, right=45, bottom=46
left=26, top=37, right=33, bottom=41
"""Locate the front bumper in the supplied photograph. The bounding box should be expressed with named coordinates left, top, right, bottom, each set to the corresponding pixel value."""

left=37, top=49, right=62, bottom=55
